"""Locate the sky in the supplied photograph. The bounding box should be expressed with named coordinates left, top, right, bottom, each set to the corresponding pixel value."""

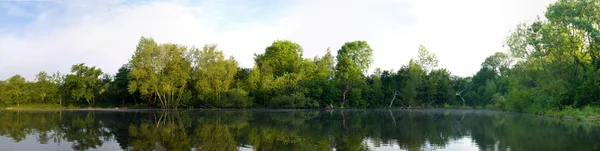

left=0, top=0, right=556, bottom=80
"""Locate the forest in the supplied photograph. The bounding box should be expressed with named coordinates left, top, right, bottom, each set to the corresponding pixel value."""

left=1, top=0, right=600, bottom=115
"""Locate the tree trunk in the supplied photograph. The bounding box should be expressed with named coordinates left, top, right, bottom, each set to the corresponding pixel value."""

left=341, top=84, right=349, bottom=109
left=388, top=91, right=399, bottom=108
left=156, top=90, right=165, bottom=108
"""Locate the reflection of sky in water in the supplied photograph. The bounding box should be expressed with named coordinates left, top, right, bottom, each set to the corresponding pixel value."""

left=363, top=137, right=478, bottom=151
left=0, top=135, right=121, bottom=151
left=2, top=135, right=256, bottom=151
left=0, top=135, right=480, bottom=151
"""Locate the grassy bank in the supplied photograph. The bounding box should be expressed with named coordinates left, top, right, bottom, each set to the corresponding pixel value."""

left=440, top=103, right=600, bottom=122
left=3, top=104, right=69, bottom=110
left=3, top=104, right=599, bottom=123
left=541, top=106, right=600, bottom=121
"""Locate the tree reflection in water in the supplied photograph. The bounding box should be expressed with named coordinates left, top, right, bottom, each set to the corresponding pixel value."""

left=0, top=109, right=599, bottom=151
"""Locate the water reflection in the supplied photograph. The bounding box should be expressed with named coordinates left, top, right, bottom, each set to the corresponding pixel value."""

left=0, top=109, right=599, bottom=151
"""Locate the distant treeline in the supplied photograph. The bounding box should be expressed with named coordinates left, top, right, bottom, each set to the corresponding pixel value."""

left=1, top=0, right=600, bottom=113
left=0, top=38, right=454, bottom=109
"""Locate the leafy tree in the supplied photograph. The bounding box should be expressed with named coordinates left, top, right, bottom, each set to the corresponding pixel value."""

left=335, top=41, right=373, bottom=108
left=64, top=63, right=104, bottom=106
left=109, top=64, right=140, bottom=106
left=450, top=76, right=470, bottom=106
left=250, top=40, right=317, bottom=108
left=50, top=72, right=66, bottom=106
left=255, top=40, right=304, bottom=77
left=428, top=68, right=454, bottom=106
left=129, top=37, right=192, bottom=108
left=188, top=44, right=241, bottom=107
left=303, top=48, right=337, bottom=107
left=364, top=68, right=384, bottom=107
left=5, top=75, right=26, bottom=106
left=0, top=80, right=6, bottom=106
left=397, top=60, right=426, bottom=108
left=416, top=44, right=439, bottom=72
left=34, top=71, right=60, bottom=104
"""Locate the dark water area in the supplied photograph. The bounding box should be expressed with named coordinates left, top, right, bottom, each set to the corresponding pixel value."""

left=0, top=109, right=598, bottom=151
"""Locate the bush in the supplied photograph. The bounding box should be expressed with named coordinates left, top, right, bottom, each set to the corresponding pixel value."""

left=270, top=92, right=317, bottom=108
left=491, top=93, right=506, bottom=110
left=443, top=103, right=450, bottom=108
left=220, top=88, right=252, bottom=108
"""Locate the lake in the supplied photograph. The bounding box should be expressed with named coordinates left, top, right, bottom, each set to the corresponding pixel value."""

left=0, top=109, right=598, bottom=151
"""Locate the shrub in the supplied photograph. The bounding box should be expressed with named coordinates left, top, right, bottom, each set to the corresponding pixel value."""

left=220, top=88, right=252, bottom=108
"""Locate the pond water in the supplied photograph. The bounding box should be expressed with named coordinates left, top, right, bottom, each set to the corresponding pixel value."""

left=0, top=109, right=598, bottom=151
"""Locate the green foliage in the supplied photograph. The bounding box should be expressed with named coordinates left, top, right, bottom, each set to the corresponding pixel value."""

left=188, top=44, right=241, bottom=107
left=129, top=37, right=192, bottom=108
left=255, top=40, right=304, bottom=77
left=64, top=63, right=104, bottom=106
left=5, top=75, right=26, bottom=106
left=220, top=88, right=252, bottom=108
left=416, top=44, right=439, bottom=72
left=108, top=64, right=140, bottom=106
left=270, top=92, right=318, bottom=108
left=335, top=41, right=373, bottom=108
left=428, top=68, right=454, bottom=106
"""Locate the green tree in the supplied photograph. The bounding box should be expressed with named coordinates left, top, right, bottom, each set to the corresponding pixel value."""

left=255, top=40, right=304, bottom=77
left=129, top=37, right=192, bottom=108
left=398, top=60, right=426, bottom=108
left=34, top=71, right=60, bottom=104
left=335, top=41, right=373, bottom=108
left=365, top=68, right=384, bottom=107
left=416, top=44, right=439, bottom=72
left=250, top=40, right=316, bottom=108
left=64, top=63, right=104, bottom=106
left=428, top=69, right=454, bottom=106
left=303, top=48, right=337, bottom=107
left=109, top=64, right=140, bottom=106
left=0, top=80, right=6, bottom=106
left=188, top=44, right=240, bottom=107
left=51, top=72, right=66, bottom=106
left=5, top=75, right=26, bottom=106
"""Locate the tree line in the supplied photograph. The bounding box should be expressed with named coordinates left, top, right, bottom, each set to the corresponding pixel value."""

left=0, top=38, right=452, bottom=109
left=1, top=0, right=599, bottom=113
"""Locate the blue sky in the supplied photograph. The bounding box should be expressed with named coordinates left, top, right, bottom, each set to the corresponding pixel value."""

left=0, top=0, right=556, bottom=80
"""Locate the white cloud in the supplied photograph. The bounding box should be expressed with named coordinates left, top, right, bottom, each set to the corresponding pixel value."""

left=0, top=0, right=556, bottom=80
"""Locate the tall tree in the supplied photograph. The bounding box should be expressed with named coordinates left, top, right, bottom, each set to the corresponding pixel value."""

left=398, top=60, right=426, bottom=108
left=188, top=44, right=239, bottom=107
left=254, top=40, right=304, bottom=77
left=64, top=63, right=104, bottom=105
left=250, top=40, right=313, bottom=108
left=335, top=41, right=373, bottom=108
left=416, top=44, right=439, bottom=73
left=6, top=75, right=26, bottom=106
left=0, top=80, right=6, bottom=106
left=129, top=37, right=192, bottom=108
left=109, top=64, right=136, bottom=105
left=304, top=48, right=337, bottom=107
left=34, top=71, right=60, bottom=104
left=50, top=72, right=65, bottom=106
left=428, top=68, right=454, bottom=106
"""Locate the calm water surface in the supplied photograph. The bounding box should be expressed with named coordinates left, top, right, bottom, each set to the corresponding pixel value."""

left=0, top=109, right=598, bottom=151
